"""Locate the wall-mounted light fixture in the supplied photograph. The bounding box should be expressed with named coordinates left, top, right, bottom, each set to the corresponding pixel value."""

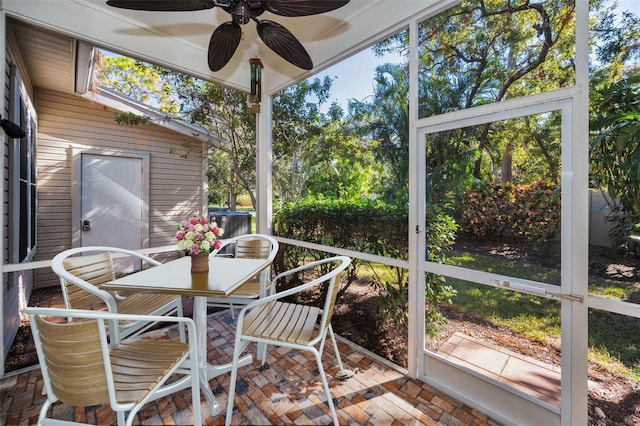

left=248, top=57, right=263, bottom=114
left=0, top=115, right=26, bottom=138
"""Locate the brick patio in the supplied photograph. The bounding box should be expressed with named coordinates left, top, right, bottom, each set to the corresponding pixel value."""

left=0, top=311, right=497, bottom=425
left=2, top=303, right=501, bottom=425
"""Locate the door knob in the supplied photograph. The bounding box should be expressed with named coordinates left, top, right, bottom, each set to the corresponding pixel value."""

left=82, top=220, right=91, bottom=232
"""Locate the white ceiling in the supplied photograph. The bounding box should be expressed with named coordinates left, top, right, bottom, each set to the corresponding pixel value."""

left=3, top=0, right=446, bottom=95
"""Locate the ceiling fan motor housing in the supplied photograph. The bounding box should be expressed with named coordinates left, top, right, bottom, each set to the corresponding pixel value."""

left=229, top=1, right=264, bottom=25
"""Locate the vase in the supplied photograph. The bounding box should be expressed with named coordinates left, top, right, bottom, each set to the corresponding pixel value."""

left=191, top=252, right=209, bottom=273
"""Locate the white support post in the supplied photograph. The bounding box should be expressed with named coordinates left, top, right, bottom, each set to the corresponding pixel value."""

left=560, top=0, right=590, bottom=424
left=255, top=94, right=273, bottom=235
left=407, top=17, right=425, bottom=380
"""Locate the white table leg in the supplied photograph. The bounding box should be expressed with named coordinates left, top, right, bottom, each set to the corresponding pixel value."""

left=192, top=297, right=252, bottom=417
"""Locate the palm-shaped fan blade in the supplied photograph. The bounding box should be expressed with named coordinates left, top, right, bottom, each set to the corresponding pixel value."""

left=106, top=0, right=216, bottom=11
left=263, top=0, right=350, bottom=17
left=208, top=22, right=242, bottom=71
left=257, top=20, right=312, bottom=69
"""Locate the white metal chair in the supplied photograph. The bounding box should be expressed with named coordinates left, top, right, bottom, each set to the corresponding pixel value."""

left=206, top=234, right=279, bottom=318
left=23, top=307, right=202, bottom=426
left=51, top=246, right=185, bottom=343
left=225, top=256, right=351, bottom=426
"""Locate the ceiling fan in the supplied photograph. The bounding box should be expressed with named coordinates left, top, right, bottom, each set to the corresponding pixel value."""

left=106, top=0, right=350, bottom=72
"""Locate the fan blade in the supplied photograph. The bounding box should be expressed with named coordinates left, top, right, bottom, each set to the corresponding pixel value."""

left=257, top=20, right=312, bottom=70
left=106, top=0, right=216, bottom=11
left=262, top=0, right=349, bottom=17
left=208, top=22, right=242, bottom=71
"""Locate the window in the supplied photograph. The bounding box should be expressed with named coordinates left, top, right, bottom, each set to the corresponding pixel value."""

left=8, top=64, right=37, bottom=263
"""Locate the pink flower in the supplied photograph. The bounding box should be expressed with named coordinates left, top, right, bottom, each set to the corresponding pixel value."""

left=176, top=214, right=223, bottom=254
left=213, top=239, right=222, bottom=250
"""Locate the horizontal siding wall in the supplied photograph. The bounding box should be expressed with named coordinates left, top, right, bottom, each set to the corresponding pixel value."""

left=35, top=89, right=205, bottom=288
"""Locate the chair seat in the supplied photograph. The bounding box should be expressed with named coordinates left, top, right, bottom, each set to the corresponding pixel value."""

left=111, top=339, right=189, bottom=403
left=115, top=293, right=180, bottom=318
left=243, top=301, right=320, bottom=345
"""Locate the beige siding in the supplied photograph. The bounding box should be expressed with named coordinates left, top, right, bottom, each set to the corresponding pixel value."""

left=34, top=89, right=206, bottom=288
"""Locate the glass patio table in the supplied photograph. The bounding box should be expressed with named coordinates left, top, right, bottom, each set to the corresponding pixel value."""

left=102, top=255, right=272, bottom=417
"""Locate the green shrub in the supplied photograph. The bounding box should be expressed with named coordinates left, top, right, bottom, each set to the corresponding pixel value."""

left=273, top=196, right=458, bottom=335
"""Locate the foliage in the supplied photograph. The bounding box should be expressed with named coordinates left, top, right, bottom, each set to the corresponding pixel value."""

left=348, top=63, right=410, bottom=204
left=100, top=56, right=179, bottom=115
left=112, top=111, right=152, bottom=126
left=372, top=0, right=576, bottom=191
left=590, top=72, right=640, bottom=252
left=273, top=197, right=458, bottom=334
left=272, top=77, right=365, bottom=206
left=460, top=181, right=561, bottom=244
left=273, top=196, right=406, bottom=301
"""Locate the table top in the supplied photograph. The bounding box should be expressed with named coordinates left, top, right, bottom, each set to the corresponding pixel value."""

left=102, top=255, right=271, bottom=297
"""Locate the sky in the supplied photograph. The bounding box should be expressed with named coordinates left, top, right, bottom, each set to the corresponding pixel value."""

left=315, top=48, right=403, bottom=111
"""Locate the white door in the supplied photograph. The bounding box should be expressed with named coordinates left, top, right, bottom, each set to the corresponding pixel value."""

left=80, top=153, right=145, bottom=250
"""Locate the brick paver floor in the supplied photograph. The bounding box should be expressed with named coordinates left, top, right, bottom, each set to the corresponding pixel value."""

left=2, top=303, right=501, bottom=425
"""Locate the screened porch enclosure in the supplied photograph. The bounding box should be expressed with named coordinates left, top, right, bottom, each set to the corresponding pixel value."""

left=2, top=1, right=639, bottom=425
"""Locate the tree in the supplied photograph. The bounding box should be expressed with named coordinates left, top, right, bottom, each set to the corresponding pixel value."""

left=348, top=62, right=411, bottom=203
left=99, top=55, right=179, bottom=115
left=271, top=77, right=380, bottom=205
left=100, top=56, right=258, bottom=209
left=369, top=0, right=576, bottom=193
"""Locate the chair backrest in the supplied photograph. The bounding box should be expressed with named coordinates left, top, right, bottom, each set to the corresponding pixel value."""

left=51, top=246, right=162, bottom=311
left=271, top=256, right=350, bottom=335
left=60, top=252, right=116, bottom=309
left=214, top=234, right=279, bottom=261
left=235, top=238, right=272, bottom=259
left=24, top=306, right=200, bottom=426
left=30, top=312, right=111, bottom=407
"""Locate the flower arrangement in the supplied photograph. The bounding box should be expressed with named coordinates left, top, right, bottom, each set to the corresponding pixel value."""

left=176, top=215, right=223, bottom=255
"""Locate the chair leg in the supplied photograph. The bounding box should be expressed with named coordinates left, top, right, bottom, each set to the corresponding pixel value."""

left=229, top=303, right=236, bottom=319
left=225, top=340, right=249, bottom=426
left=328, top=325, right=347, bottom=378
left=38, top=399, right=52, bottom=424
left=313, top=349, right=340, bottom=426
left=257, top=342, right=268, bottom=363
left=177, top=299, right=186, bottom=343
left=117, top=410, right=126, bottom=426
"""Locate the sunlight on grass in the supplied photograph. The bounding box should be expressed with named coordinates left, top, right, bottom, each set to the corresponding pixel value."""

left=444, top=250, right=640, bottom=381
left=450, top=278, right=562, bottom=343
left=589, top=346, right=639, bottom=381
left=447, top=251, right=561, bottom=285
